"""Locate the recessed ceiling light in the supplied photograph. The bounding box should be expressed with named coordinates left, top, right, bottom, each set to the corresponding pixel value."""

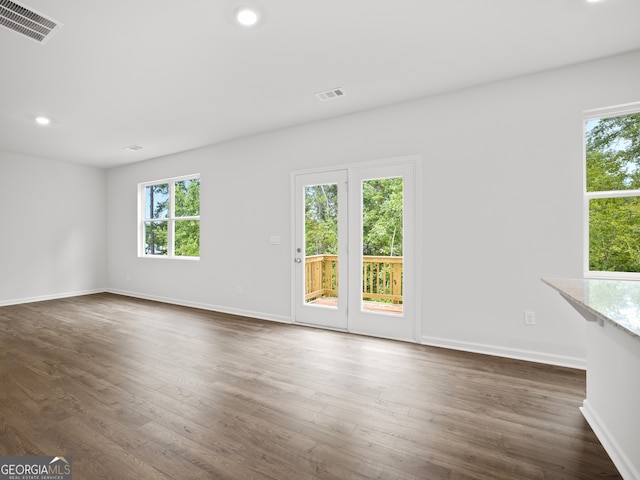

left=35, top=116, right=51, bottom=126
left=236, top=8, right=259, bottom=27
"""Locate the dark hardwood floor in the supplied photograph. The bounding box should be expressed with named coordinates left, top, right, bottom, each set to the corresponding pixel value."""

left=0, top=293, right=621, bottom=479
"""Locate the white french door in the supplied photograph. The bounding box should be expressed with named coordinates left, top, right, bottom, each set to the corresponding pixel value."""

left=293, top=170, right=349, bottom=330
left=292, top=157, right=419, bottom=341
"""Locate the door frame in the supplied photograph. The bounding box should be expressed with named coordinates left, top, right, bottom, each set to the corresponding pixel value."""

left=290, top=154, right=422, bottom=341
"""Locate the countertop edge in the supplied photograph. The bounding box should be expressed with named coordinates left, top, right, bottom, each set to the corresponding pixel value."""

left=541, top=277, right=640, bottom=341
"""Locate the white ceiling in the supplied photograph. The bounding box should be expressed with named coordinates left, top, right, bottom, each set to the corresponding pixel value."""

left=1, top=0, right=640, bottom=169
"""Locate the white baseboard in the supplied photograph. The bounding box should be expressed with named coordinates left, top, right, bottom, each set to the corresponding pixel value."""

left=0, top=288, right=106, bottom=307
left=106, top=288, right=292, bottom=325
left=421, top=335, right=586, bottom=370
left=581, top=400, right=639, bottom=480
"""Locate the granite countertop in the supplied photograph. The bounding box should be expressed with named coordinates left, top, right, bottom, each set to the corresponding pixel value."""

left=543, top=278, right=640, bottom=340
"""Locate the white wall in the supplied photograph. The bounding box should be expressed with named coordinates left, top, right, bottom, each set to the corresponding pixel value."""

left=106, top=49, right=640, bottom=367
left=0, top=151, right=107, bottom=305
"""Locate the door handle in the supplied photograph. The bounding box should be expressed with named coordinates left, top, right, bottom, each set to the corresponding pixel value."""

left=294, top=258, right=302, bottom=263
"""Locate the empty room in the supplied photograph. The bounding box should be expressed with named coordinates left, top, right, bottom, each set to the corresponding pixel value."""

left=1, top=0, right=640, bottom=478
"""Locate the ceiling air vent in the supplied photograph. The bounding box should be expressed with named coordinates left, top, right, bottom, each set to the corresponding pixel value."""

left=123, top=145, right=143, bottom=151
left=315, top=88, right=346, bottom=101
left=0, top=0, right=62, bottom=44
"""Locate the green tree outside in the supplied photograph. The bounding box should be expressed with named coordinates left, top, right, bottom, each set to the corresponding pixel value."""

left=175, top=178, right=200, bottom=257
left=587, top=113, right=640, bottom=272
left=362, top=177, right=403, bottom=256
left=304, top=177, right=404, bottom=256
left=144, top=178, right=200, bottom=257
left=145, top=183, right=169, bottom=255
left=305, top=184, right=338, bottom=256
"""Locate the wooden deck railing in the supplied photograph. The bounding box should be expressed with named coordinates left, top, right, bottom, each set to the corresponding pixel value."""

left=305, top=255, right=338, bottom=301
left=305, top=255, right=403, bottom=303
left=362, top=256, right=403, bottom=303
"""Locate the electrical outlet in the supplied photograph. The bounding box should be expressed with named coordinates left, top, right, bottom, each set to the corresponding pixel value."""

left=237, top=286, right=243, bottom=295
left=524, top=311, right=536, bottom=326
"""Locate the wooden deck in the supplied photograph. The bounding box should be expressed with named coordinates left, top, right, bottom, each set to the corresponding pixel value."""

left=308, top=296, right=403, bottom=314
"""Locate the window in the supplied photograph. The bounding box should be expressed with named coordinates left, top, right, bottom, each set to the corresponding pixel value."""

left=139, top=175, right=200, bottom=258
left=585, top=106, right=640, bottom=276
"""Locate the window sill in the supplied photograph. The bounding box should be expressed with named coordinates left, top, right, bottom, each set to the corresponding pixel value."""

left=584, top=270, right=640, bottom=281
left=139, top=255, right=200, bottom=261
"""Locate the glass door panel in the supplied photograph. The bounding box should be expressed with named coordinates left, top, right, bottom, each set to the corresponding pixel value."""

left=361, top=177, right=403, bottom=316
left=304, top=183, right=339, bottom=308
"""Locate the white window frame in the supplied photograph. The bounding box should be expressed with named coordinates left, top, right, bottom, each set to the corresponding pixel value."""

left=138, top=173, right=200, bottom=260
left=584, top=102, right=640, bottom=279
